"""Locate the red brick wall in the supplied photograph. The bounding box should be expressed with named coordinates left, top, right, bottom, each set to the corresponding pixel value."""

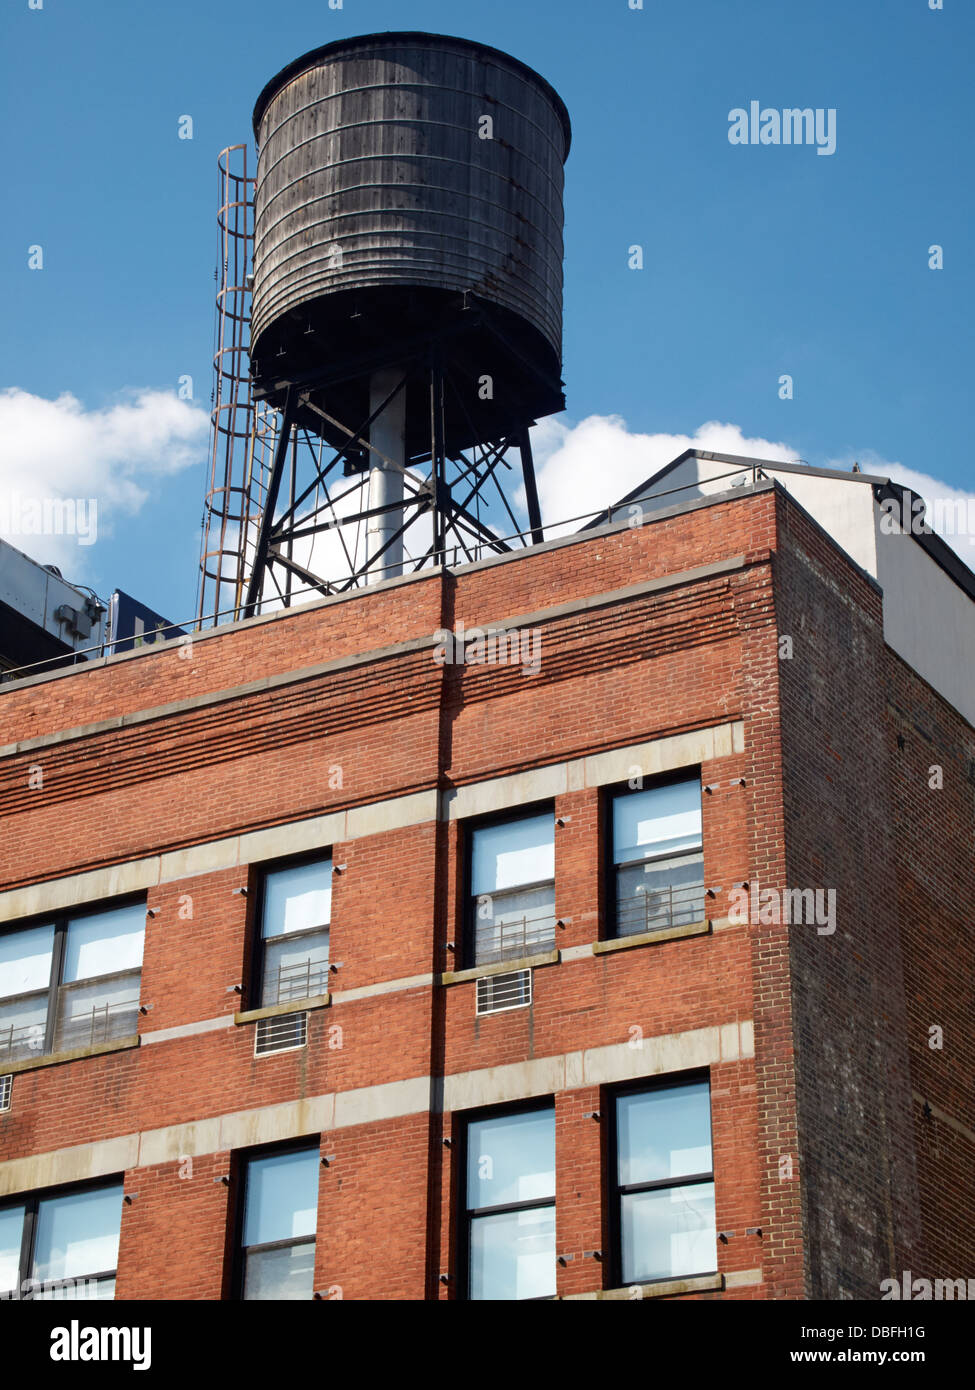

left=2, top=486, right=964, bottom=1299
left=315, top=1113, right=430, bottom=1300
left=116, top=1150, right=233, bottom=1301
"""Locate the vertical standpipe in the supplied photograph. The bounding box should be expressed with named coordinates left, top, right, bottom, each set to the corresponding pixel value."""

left=366, top=368, right=406, bottom=582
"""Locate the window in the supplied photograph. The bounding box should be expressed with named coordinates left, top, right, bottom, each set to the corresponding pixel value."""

left=610, top=1078, right=716, bottom=1287
left=467, top=809, right=555, bottom=966
left=609, top=778, right=704, bottom=937
left=0, top=901, right=145, bottom=1064
left=255, top=858, right=331, bottom=1007
left=462, top=1104, right=556, bottom=1300
left=237, top=1146, right=319, bottom=1300
left=0, top=1180, right=124, bottom=1300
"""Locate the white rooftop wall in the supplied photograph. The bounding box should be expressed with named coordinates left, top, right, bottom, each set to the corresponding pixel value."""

left=627, top=461, right=975, bottom=730
left=873, top=515, right=975, bottom=728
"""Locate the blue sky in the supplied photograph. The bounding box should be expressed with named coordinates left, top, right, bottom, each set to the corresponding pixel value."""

left=0, top=0, right=971, bottom=621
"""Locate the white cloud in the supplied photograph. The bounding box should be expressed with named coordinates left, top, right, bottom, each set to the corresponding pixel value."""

left=527, top=415, right=800, bottom=530
left=527, top=418, right=975, bottom=566
left=0, top=387, right=209, bottom=575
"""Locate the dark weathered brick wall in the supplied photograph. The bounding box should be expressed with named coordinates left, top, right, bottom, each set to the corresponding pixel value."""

left=773, top=491, right=923, bottom=1298
left=884, top=644, right=975, bottom=1281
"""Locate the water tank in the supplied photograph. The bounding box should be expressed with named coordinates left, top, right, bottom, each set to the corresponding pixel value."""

left=251, top=32, right=570, bottom=454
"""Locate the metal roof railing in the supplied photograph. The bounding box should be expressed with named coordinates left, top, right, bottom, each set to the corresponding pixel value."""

left=0, top=460, right=773, bottom=687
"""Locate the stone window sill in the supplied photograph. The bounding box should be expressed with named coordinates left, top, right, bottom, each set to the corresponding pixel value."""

left=439, top=950, right=560, bottom=985
left=592, top=920, right=712, bottom=955
left=561, top=1272, right=723, bottom=1300
left=1, top=1034, right=141, bottom=1075
left=234, top=994, right=331, bottom=1025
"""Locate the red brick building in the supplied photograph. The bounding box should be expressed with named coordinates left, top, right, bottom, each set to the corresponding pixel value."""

left=1, top=468, right=973, bottom=1301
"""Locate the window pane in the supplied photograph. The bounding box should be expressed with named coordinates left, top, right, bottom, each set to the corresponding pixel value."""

left=243, top=1240, right=315, bottom=1301
left=0, top=1205, right=25, bottom=1295
left=0, top=992, right=48, bottom=1063
left=617, top=1083, right=712, bottom=1186
left=261, top=930, right=329, bottom=1006
left=473, top=884, right=556, bottom=964
left=467, top=1108, right=555, bottom=1209
left=0, top=923, right=54, bottom=998
left=32, top=1184, right=123, bottom=1283
left=613, top=782, right=702, bottom=863
left=243, top=1149, right=319, bottom=1247
left=471, top=815, right=554, bottom=896
left=615, top=854, right=705, bottom=936
left=54, top=971, right=141, bottom=1052
left=263, top=860, right=332, bottom=939
left=63, top=904, right=145, bottom=984
left=621, top=1182, right=716, bottom=1284
left=470, top=1205, right=555, bottom=1300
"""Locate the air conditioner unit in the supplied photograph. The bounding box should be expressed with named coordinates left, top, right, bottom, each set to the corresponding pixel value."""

left=255, top=1012, right=308, bottom=1056
left=476, top=969, right=532, bottom=1016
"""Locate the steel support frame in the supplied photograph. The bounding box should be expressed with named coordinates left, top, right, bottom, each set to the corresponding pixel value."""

left=241, top=336, right=549, bottom=613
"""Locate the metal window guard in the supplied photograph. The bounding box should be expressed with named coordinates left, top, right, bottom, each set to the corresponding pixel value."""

left=274, top=957, right=329, bottom=1004
left=0, top=1021, right=46, bottom=1065
left=474, top=911, right=557, bottom=966
left=54, top=995, right=141, bottom=1054
left=616, top=880, right=706, bottom=937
